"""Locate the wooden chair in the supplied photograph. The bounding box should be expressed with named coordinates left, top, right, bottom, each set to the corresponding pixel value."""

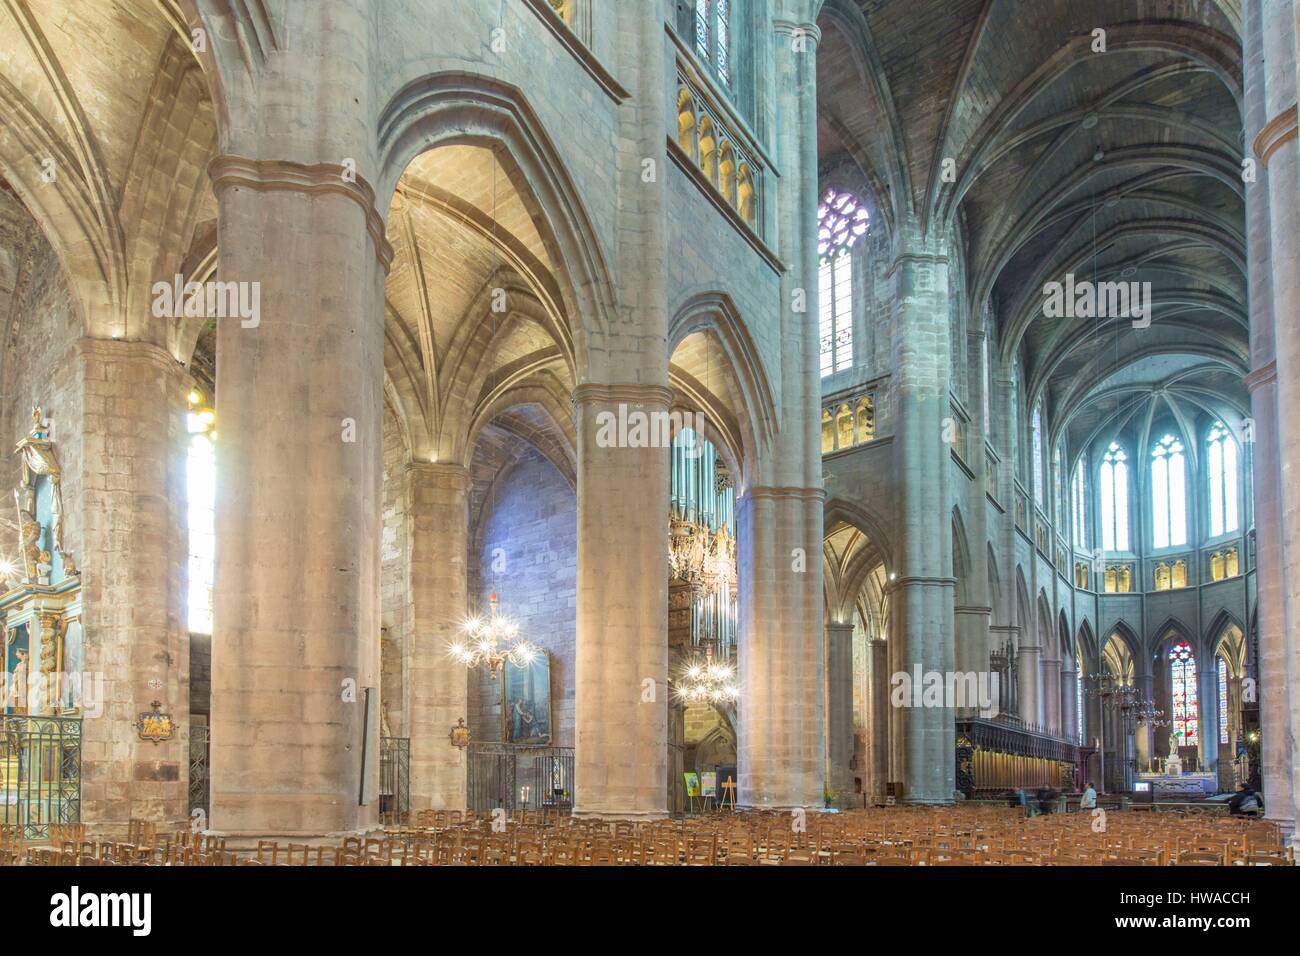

left=1174, top=850, right=1225, bottom=866
left=780, top=846, right=818, bottom=866
left=684, top=835, right=716, bottom=866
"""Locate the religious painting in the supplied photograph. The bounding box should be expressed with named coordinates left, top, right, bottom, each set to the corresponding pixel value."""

left=57, top=620, right=82, bottom=713
left=135, top=701, right=175, bottom=743
left=3, top=625, right=30, bottom=715
left=501, top=655, right=550, bottom=745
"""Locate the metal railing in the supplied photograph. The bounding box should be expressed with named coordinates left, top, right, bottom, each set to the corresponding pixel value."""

left=380, top=736, right=410, bottom=825
left=467, top=743, right=574, bottom=812
left=188, top=724, right=210, bottom=820
left=0, top=715, right=81, bottom=839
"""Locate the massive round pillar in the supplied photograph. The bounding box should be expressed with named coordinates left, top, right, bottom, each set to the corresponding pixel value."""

left=1248, top=0, right=1300, bottom=842
left=405, top=462, right=471, bottom=810
left=888, top=241, right=957, bottom=803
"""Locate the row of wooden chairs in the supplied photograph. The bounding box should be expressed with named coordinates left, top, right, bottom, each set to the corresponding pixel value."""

left=3, top=807, right=1293, bottom=866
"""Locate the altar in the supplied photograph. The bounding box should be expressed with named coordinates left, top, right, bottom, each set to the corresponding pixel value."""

left=1, top=407, right=83, bottom=838
left=1, top=407, right=83, bottom=718
left=1135, top=737, right=1217, bottom=798
left=1136, top=772, right=1218, bottom=798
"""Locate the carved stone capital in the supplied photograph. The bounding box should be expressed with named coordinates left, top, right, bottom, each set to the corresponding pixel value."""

left=207, top=155, right=395, bottom=272
left=1253, top=104, right=1298, bottom=167
left=573, top=382, right=675, bottom=410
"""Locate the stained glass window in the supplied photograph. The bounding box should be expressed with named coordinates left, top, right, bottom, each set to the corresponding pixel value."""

left=818, top=188, right=869, bottom=257
left=817, top=189, right=867, bottom=377
left=1072, top=457, right=1087, bottom=548
left=716, top=0, right=730, bottom=84
left=981, top=337, right=991, bottom=436
left=693, top=0, right=731, bottom=86
left=1217, top=656, right=1229, bottom=745
left=695, top=0, right=710, bottom=61
left=1100, top=442, right=1129, bottom=551
left=1151, top=434, right=1187, bottom=549
left=1169, top=639, right=1198, bottom=747
left=1208, top=422, right=1239, bottom=537
left=187, top=417, right=216, bottom=635
left=1076, top=657, right=1085, bottom=745
left=1030, top=405, right=1044, bottom=503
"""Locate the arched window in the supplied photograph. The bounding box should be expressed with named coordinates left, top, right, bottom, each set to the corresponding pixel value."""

left=1031, top=405, right=1044, bottom=505
left=694, top=0, right=732, bottom=85
left=1072, top=457, right=1088, bottom=548
left=855, top=395, right=875, bottom=443
left=1151, top=434, right=1187, bottom=549
left=1169, top=639, right=1199, bottom=747
left=817, top=188, right=867, bottom=377
left=1217, top=655, right=1229, bottom=745
left=1075, top=647, right=1086, bottom=745
left=187, top=390, right=217, bottom=635
left=1052, top=446, right=1064, bottom=528
left=1207, top=421, right=1239, bottom=537
left=981, top=337, right=991, bottom=437
left=1100, top=442, right=1129, bottom=551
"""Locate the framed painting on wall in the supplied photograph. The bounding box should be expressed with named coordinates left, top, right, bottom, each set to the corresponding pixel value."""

left=502, top=655, right=551, bottom=745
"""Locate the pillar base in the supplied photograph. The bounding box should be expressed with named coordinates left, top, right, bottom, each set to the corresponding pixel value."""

left=203, top=825, right=386, bottom=851
left=570, top=808, right=670, bottom=821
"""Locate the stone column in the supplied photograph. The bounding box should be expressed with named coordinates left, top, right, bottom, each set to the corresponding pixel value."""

left=736, top=488, right=825, bottom=808
left=1042, top=657, right=1061, bottom=736
left=207, top=154, right=387, bottom=840
left=1135, top=673, right=1154, bottom=774
left=571, top=385, right=670, bottom=818
left=1250, top=0, right=1299, bottom=841
left=1061, top=663, right=1078, bottom=744
left=826, top=622, right=855, bottom=804
left=954, top=606, right=992, bottom=709
left=77, top=338, right=190, bottom=836
left=735, top=10, right=826, bottom=811
left=1018, top=645, right=1041, bottom=731
left=204, top=9, right=390, bottom=836
left=1198, top=655, right=1220, bottom=777
left=405, top=462, right=470, bottom=810
left=888, top=235, right=956, bottom=803
left=868, top=637, right=890, bottom=802
left=957, top=326, right=995, bottom=693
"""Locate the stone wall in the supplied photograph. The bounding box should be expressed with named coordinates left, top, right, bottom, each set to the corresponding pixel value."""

left=467, top=448, right=576, bottom=747
left=0, top=189, right=84, bottom=557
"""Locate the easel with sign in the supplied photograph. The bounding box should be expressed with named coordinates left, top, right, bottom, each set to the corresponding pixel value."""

left=683, top=772, right=701, bottom=813
left=720, top=775, right=737, bottom=811
left=700, top=771, right=717, bottom=812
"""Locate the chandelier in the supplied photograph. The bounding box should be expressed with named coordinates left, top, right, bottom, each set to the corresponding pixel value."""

left=674, top=641, right=739, bottom=705
left=448, top=593, right=538, bottom=677
left=1086, top=672, right=1168, bottom=730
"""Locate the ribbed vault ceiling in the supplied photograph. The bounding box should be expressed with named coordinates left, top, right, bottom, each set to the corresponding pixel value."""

left=816, top=0, right=1247, bottom=455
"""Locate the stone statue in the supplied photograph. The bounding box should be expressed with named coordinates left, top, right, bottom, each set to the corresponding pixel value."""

left=11, top=405, right=78, bottom=582
left=1165, top=732, right=1183, bottom=776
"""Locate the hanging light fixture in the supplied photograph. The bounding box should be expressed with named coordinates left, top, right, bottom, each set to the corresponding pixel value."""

left=674, top=640, right=739, bottom=705
left=448, top=593, right=538, bottom=678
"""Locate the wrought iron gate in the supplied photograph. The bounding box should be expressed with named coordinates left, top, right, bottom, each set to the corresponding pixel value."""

left=379, top=736, right=409, bottom=825
left=188, top=724, right=210, bottom=819
left=467, top=743, right=574, bottom=812
left=0, top=715, right=81, bottom=839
